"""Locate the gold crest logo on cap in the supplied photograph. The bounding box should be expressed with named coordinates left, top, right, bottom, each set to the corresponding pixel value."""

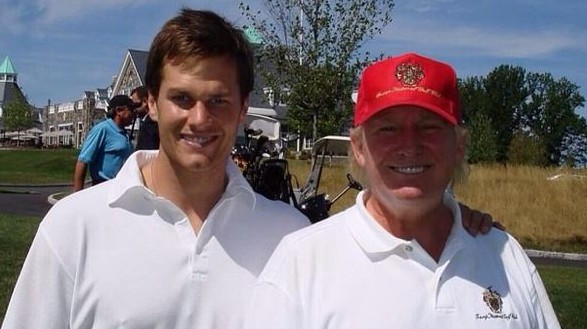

left=482, top=286, right=503, bottom=314
left=395, top=62, right=424, bottom=86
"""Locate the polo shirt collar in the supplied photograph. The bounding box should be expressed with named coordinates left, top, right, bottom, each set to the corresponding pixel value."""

left=107, top=151, right=257, bottom=212
left=347, top=190, right=472, bottom=258
left=347, top=190, right=406, bottom=255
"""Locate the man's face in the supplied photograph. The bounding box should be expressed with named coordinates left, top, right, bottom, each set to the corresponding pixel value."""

left=351, top=106, right=464, bottom=207
left=148, top=55, right=248, bottom=173
left=131, top=92, right=148, bottom=116
left=116, top=105, right=136, bottom=127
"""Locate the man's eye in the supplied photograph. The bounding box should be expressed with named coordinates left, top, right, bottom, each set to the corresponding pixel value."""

left=380, top=125, right=398, bottom=132
left=171, top=94, right=193, bottom=108
left=420, top=124, right=443, bottom=132
left=209, top=97, right=228, bottom=106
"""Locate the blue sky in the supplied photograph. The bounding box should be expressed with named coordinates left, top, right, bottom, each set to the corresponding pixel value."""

left=1, top=0, right=586, bottom=118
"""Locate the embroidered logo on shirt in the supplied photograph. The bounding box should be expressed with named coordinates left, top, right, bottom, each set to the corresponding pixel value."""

left=483, top=286, right=503, bottom=313
left=475, top=286, right=519, bottom=321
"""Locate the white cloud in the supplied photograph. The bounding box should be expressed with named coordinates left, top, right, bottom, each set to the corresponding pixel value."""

left=32, top=0, right=155, bottom=24
left=402, top=0, right=455, bottom=13
left=382, top=22, right=584, bottom=59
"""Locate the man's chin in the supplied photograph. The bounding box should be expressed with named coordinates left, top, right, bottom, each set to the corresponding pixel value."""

left=392, top=187, right=426, bottom=200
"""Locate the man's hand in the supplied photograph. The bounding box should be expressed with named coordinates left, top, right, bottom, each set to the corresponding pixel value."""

left=459, top=203, right=506, bottom=236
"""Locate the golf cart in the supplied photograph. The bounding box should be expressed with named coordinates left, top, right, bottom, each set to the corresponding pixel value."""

left=295, top=136, right=363, bottom=223
left=232, top=113, right=294, bottom=204
left=234, top=124, right=362, bottom=223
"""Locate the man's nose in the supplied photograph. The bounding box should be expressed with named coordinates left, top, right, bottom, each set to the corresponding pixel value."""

left=187, top=102, right=212, bottom=125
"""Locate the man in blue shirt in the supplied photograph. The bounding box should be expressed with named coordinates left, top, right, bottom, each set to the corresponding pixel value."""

left=73, top=95, right=137, bottom=191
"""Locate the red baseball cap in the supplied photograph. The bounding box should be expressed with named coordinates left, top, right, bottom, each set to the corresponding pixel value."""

left=354, top=52, right=461, bottom=126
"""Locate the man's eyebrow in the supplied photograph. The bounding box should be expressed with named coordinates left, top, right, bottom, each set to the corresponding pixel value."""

left=166, top=87, right=189, bottom=94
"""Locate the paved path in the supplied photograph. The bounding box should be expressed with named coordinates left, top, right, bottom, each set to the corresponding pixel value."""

left=0, top=184, right=68, bottom=218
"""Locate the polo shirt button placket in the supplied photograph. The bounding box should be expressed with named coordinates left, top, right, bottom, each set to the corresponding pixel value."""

left=192, top=247, right=209, bottom=281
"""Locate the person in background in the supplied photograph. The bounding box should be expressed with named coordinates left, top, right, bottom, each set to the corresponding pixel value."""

left=72, top=94, right=136, bottom=191
left=243, top=53, right=560, bottom=329
left=131, top=85, right=160, bottom=150
left=2, top=11, right=496, bottom=329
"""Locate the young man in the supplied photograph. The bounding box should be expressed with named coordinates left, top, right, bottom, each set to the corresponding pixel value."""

left=2, top=9, right=308, bottom=329
left=72, top=94, right=137, bottom=191
left=130, top=85, right=160, bottom=150
left=243, top=53, right=560, bottom=329
left=2, top=11, right=494, bottom=329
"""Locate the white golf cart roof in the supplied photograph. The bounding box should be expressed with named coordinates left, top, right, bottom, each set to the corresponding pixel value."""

left=312, top=135, right=351, bottom=156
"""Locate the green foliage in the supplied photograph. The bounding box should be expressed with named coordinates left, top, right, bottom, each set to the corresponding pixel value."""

left=3, top=98, right=33, bottom=133
left=459, top=66, right=586, bottom=167
left=240, top=0, right=394, bottom=139
left=508, top=132, right=548, bottom=166
left=523, top=74, right=587, bottom=165
left=0, top=149, right=78, bottom=184
left=484, top=65, right=530, bottom=163
left=466, top=113, right=499, bottom=163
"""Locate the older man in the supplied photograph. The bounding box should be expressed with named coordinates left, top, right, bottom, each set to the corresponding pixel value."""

left=244, top=53, right=560, bottom=329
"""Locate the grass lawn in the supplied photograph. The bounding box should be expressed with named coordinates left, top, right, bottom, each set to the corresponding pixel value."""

left=0, top=149, right=78, bottom=184
left=539, top=265, right=587, bottom=328
left=0, top=213, right=586, bottom=328
left=0, top=214, right=40, bottom=322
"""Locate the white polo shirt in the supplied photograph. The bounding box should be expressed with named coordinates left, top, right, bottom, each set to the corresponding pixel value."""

left=244, top=191, right=561, bottom=329
left=2, top=151, right=309, bottom=329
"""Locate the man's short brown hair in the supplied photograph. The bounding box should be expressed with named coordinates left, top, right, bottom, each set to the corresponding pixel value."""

left=145, top=8, right=254, bottom=101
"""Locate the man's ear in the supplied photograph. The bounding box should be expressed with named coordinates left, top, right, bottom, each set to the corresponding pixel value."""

left=239, top=96, right=249, bottom=124
left=147, top=93, right=158, bottom=122
left=350, top=130, right=366, bottom=167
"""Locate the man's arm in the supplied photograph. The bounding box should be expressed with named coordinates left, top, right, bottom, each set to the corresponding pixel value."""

left=73, top=161, right=88, bottom=192
left=1, top=225, right=73, bottom=328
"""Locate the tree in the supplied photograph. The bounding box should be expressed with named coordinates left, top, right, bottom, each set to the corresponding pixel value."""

left=559, top=126, right=587, bottom=167
left=460, top=66, right=586, bottom=167
left=459, top=77, right=499, bottom=163
left=507, top=131, right=547, bottom=166
left=523, top=74, right=586, bottom=165
left=467, top=113, right=500, bottom=164
left=482, top=65, right=531, bottom=164
left=3, top=98, right=33, bottom=132
left=240, top=0, right=394, bottom=139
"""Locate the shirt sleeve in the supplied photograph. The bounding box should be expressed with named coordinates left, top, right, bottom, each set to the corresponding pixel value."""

left=1, top=226, right=74, bottom=329
left=531, top=268, right=562, bottom=329
left=78, top=124, right=105, bottom=164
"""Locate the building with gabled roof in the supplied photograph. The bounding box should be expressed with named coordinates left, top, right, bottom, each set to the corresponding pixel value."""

left=112, top=49, right=148, bottom=96
left=0, top=56, right=43, bottom=138
left=43, top=27, right=295, bottom=149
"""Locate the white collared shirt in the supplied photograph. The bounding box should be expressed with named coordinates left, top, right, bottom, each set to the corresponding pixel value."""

left=2, top=151, right=309, bottom=329
left=244, top=191, right=561, bottom=329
